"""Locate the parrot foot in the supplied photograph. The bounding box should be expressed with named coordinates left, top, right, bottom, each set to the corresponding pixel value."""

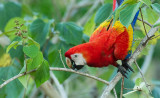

left=117, top=65, right=128, bottom=78
left=122, top=60, right=134, bottom=72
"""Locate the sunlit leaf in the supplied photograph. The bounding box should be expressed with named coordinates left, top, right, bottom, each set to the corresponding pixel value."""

left=135, top=78, right=142, bottom=86
left=4, top=17, right=27, bottom=40
left=140, top=0, right=151, bottom=7
left=121, top=0, right=139, bottom=6
left=0, top=2, right=21, bottom=31
left=151, top=3, right=160, bottom=13
left=23, top=45, right=39, bottom=58
left=27, top=51, right=43, bottom=71
left=0, top=53, right=11, bottom=67
left=120, top=2, right=142, bottom=27
left=6, top=41, right=19, bottom=53
left=83, top=14, right=96, bottom=36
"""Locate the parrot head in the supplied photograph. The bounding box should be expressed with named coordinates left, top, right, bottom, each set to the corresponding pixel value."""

left=65, top=44, right=88, bottom=70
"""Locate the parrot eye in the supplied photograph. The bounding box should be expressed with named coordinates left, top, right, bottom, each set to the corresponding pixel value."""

left=74, top=54, right=78, bottom=58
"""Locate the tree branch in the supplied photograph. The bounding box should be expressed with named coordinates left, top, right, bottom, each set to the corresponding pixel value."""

left=139, top=8, right=149, bottom=38
left=0, top=67, right=109, bottom=89
left=113, top=88, right=118, bottom=98
left=101, top=18, right=160, bottom=98
left=50, top=67, right=110, bottom=85
left=40, top=81, right=61, bottom=98
left=134, top=60, right=151, bottom=93
left=77, top=0, right=101, bottom=25
left=120, top=77, right=124, bottom=98
left=133, top=45, right=155, bottom=81
left=50, top=71, right=67, bottom=98
left=0, top=69, right=36, bottom=89
left=137, top=17, right=152, bottom=27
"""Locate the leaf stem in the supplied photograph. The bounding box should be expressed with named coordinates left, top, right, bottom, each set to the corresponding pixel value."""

left=139, top=8, right=149, bottom=38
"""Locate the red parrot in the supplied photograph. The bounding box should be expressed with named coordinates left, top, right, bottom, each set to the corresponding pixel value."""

left=64, top=19, right=134, bottom=78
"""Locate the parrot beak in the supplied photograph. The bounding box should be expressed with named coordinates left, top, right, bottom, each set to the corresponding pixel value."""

left=65, top=57, right=84, bottom=70
left=65, top=57, right=72, bottom=68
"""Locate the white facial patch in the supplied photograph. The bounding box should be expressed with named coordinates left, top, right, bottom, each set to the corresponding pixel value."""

left=71, top=53, right=87, bottom=66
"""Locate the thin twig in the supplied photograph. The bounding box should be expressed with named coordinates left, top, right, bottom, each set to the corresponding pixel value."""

left=120, top=77, right=124, bottom=98
left=0, top=67, right=109, bottom=89
left=77, top=0, right=101, bottom=25
left=74, top=0, right=93, bottom=9
left=123, top=87, right=142, bottom=91
left=139, top=8, right=149, bottom=38
left=0, top=69, right=36, bottom=89
left=134, top=60, right=152, bottom=94
left=133, top=45, right=155, bottom=81
left=50, top=71, right=67, bottom=98
left=113, top=88, right=118, bottom=98
left=50, top=67, right=110, bottom=85
left=100, top=18, right=160, bottom=98
left=62, top=0, right=76, bottom=22
left=137, top=17, right=152, bottom=27
left=123, top=88, right=134, bottom=90
left=150, top=34, right=160, bottom=40
left=59, top=49, right=66, bottom=68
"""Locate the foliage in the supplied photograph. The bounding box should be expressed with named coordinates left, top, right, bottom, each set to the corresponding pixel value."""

left=0, top=0, right=160, bottom=98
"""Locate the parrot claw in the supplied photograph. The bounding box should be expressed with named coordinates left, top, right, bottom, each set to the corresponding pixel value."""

left=122, top=60, right=134, bottom=72
left=117, top=65, right=128, bottom=78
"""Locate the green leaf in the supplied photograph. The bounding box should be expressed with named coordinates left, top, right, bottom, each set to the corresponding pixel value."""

left=142, top=7, right=159, bottom=24
left=48, top=41, right=72, bottom=83
left=123, top=90, right=140, bottom=98
left=4, top=17, right=27, bottom=40
left=28, top=37, right=40, bottom=49
left=121, top=0, right=139, bottom=6
left=83, top=14, right=96, bottom=36
left=153, top=22, right=160, bottom=28
left=18, top=74, right=29, bottom=88
left=56, top=22, right=83, bottom=45
left=23, top=45, right=39, bottom=58
left=120, top=2, right=142, bottom=27
left=0, top=64, right=23, bottom=98
left=27, top=51, right=43, bottom=71
left=29, top=19, right=53, bottom=46
left=135, top=78, right=142, bottom=86
left=6, top=41, right=19, bottom=53
left=95, top=3, right=112, bottom=25
left=0, top=45, right=5, bottom=57
left=151, top=3, right=160, bottom=13
left=140, top=0, right=151, bottom=7
left=0, top=2, right=21, bottom=31
left=32, top=60, right=50, bottom=87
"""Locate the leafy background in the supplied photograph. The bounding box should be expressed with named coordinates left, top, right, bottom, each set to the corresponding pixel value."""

left=0, top=0, right=160, bottom=98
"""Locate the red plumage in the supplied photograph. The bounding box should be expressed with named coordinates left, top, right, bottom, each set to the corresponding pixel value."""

left=65, top=20, right=134, bottom=77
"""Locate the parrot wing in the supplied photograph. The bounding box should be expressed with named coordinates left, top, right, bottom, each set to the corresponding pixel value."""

left=89, top=18, right=113, bottom=42
left=113, top=22, right=133, bottom=60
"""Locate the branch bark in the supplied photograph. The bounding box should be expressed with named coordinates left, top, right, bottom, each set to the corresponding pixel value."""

left=50, top=71, right=67, bottom=98
left=0, top=67, right=109, bottom=89
left=77, top=0, right=101, bottom=25
left=101, top=18, right=160, bottom=98
left=40, top=81, right=61, bottom=98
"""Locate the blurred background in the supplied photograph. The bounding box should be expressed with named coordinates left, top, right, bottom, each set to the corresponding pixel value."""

left=0, top=0, right=160, bottom=98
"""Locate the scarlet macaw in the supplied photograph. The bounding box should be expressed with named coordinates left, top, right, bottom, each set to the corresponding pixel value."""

left=64, top=0, right=139, bottom=78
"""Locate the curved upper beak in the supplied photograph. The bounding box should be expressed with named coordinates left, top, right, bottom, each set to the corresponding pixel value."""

left=65, top=57, right=72, bottom=68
